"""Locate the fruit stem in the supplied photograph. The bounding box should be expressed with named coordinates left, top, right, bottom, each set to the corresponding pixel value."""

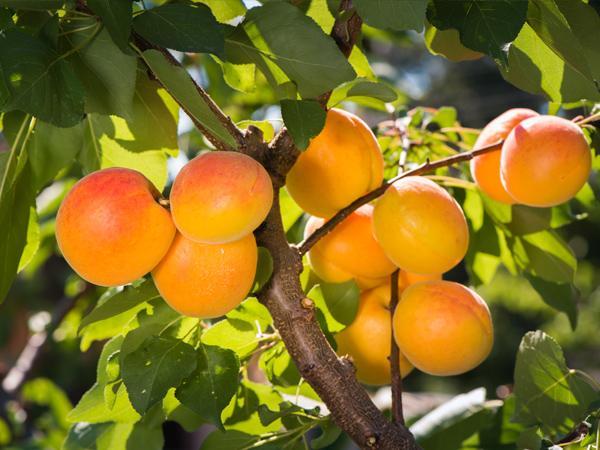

left=389, top=269, right=405, bottom=426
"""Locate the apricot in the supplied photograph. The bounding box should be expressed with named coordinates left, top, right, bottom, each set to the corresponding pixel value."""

left=56, top=168, right=175, bottom=287
left=393, top=281, right=493, bottom=376
left=470, top=108, right=538, bottom=204
left=501, top=115, right=591, bottom=207
left=286, top=108, right=384, bottom=218
left=372, top=176, right=469, bottom=275
left=398, top=271, right=441, bottom=292
left=170, top=151, right=273, bottom=244
left=335, top=285, right=414, bottom=385
left=305, top=205, right=396, bottom=289
left=152, top=233, right=257, bottom=318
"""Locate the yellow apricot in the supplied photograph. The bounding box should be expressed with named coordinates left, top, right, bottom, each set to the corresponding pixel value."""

left=152, top=233, right=257, bottom=318
left=501, top=115, right=592, bottom=207
left=398, top=271, right=441, bottom=292
left=56, top=168, right=175, bottom=287
left=470, top=108, right=538, bottom=204
left=286, top=108, right=384, bottom=218
left=372, top=176, right=469, bottom=275
left=305, top=205, right=396, bottom=289
left=170, top=151, right=273, bottom=244
left=335, top=285, right=414, bottom=385
left=393, top=280, right=493, bottom=376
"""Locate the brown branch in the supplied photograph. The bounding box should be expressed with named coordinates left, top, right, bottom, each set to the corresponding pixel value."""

left=389, top=270, right=404, bottom=426
left=298, top=140, right=504, bottom=255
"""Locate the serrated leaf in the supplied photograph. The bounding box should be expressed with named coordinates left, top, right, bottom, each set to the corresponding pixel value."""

left=134, top=4, right=224, bottom=55
left=122, top=336, right=197, bottom=414
left=201, top=317, right=263, bottom=359
left=67, top=382, right=140, bottom=424
left=0, top=28, right=84, bottom=126
left=354, top=0, right=427, bottom=32
left=513, top=331, right=600, bottom=436
left=427, top=0, right=527, bottom=66
left=280, top=99, right=326, bottom=150
left=175, top=344, right=239, bottom=429
left=87, top=0, right=132, bottom=54
left=424, top=22, right=483, bottom=62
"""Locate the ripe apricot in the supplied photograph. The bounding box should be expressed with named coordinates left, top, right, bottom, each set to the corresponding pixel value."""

left=501, top=115, right=591, bottom=207
left=398, top=271, right=441, bottom=292
left=286, top=108, right=384, bottom=218
left=305, top=205, right=396, bottom=289
left=470, top=108, right=538, bottom=204
left=372, top=176, right=469, bottom=275
left=335, top=285, right=413, bottom=385
left=56, top=168, right=175, bottom=287
left=170, top=151, right=273, bottom=244
left=152, top=233, right=257, bottom=318
left=393, top=281, right=493, bottom=376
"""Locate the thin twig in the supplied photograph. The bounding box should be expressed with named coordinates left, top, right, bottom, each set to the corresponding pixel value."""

left=298, top=140, right=503, bottom=254
left=389, top=269, right=404, bottom=425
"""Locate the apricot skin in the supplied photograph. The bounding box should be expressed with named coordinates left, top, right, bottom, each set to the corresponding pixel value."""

left=305, top=205, right=396, bottom=289
left=335, top=285, right=413, bottom=385
left=501, top=115, right=592, bottom=207
left=152, top=233, right=257, bottom=318
left=470, top=108, right=538, bottom=204
left=286, top=108, right=384, bottom=218
left=56, top=168, right=176, bottom=287
left=393, top=281, right=493, bottom=376
left=170, top=151, right=273, bottom=244
left=373, top=176, right=469, bottom=275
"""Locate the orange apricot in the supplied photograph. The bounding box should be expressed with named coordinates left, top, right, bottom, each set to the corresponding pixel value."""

left=393, top=280, right=493, bottom=376
left=152, top=233, right=257, bottom=318
left=305, top=205, right=396, bottom=289
left=501, top=115, right=591, bottom=207
left=335, top=285, right=413, bottom=385
left=398, top=270, right=442, bottom=292
left=372, top=176, right=469, bottom=275
left=286, top=108, right=384, bottom=218
left=56, top=168, right=175, bottom=287
left=470, top=108, right=538, bottom=204
left=170, top=151, right=273, bottom=244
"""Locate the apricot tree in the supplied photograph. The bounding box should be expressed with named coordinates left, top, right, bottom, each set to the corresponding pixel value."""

left=1, top=1, right=600, bottom=449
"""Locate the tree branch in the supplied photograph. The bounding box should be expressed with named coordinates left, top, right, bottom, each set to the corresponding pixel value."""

left=388, top=270, right=405, bottom=426
left=298, top=140, right=504, bottom=255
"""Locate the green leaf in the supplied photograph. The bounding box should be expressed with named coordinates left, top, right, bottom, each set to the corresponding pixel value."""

left=134, top=4, right=224, bottom=55
left=195, top=0, right=245, bottom=23
left=87, top=0, right=133, bottom=54
left=68, top=379, right=140, bottom=425
left=64, top=422, right=113, bottom=450
left=0, top=0, right=62, bottom=10
left=513, top=330, right=600, bottom=436
left=328, top=78, right=400, bottom=109
left=214, top=58, right=256, bottom=93
left=253, top=247, right=273, bottom=292
left=17, top=207, right=39, bottom=271
left=259, top=341, right=302, bottom=388
left=526, top=275, right=577, bottom=330
left=354, top=0, right=427, bottom=32
left=234, top=2, right=356, bottom=98
left=280, top=188, right=303, bottom=232
left=0, top=28, right=84, bottom=126
left=65, top=24, right=137, bottom=119
left=411, top=388, right=502, bottom=449
left=175, top=344, right=239, bottom=429
left=307, top=280, right=359, bottom=333
left=22, top=378, right=73, bottom=430
left=201, top=430, right=260, bottom=450
left=201, top=317, right=263, bottom=359
left=121, top=336, right=197, bottom=414
left=427, top=0, right=527, bottom=66
left=424, top=22, right=483, bottom=62
left=280, top=99, right=326, bottom=150
left=140, top=49, right=237, bottom=149
left=311, top=420, right=342, bottom=449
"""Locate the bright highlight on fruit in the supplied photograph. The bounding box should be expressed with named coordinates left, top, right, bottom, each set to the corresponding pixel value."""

left=373, top=176, right=469, bottom=275
left=470, top=108, right=538, bottom=204
left=393, top=280, right=493, bottom=376
left=152, top=233, right=258, bottom=318
left=56, top=168, right=176, bottom=287
left=501, top=115, right=592, bottom=207
left=305, top=205, right=396, bottom=289
left=170, top=151, right=273, bottom=244
left=336, top=284, right=414, bottom=385
left=286, top=108, right=384, bottom=218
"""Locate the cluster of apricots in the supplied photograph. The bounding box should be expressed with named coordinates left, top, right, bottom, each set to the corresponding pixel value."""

left=56, top=106, right=591, bottom=386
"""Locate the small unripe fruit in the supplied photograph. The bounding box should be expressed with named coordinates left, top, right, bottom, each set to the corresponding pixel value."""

left=393, top=281, right=493, bottom=376
left=56, top=168, right=175, bottom=287
left=470, top=108, right=538, bottom=204
left=152, top=233, right=257, bottom=318
left=501, top=115, right=591, bottom=207
left=336, top=285, right=413, bottom=385
left=170, top=151, right=273, bottom=244
left=373, top=176, right=469, bottom=275
left=286, top=109, right=384, bottom=218
left=305, top=205, right=396, bottom=289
